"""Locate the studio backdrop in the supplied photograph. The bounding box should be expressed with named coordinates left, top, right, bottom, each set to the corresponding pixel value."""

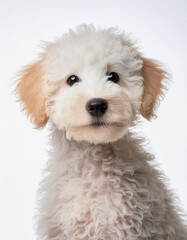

left=0, top=1, right=187, bottom=239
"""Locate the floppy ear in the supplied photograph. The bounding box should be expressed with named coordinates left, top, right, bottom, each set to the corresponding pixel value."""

left=140, top=58, right=169, bottom=120
left=16, top=60, right=48, bottom=128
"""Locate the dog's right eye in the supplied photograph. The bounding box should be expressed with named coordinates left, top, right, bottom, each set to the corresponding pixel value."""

left=67, top=75, right=80, bottom=86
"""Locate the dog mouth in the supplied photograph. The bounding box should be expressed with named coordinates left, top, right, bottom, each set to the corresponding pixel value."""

left=69, top=119, right=126, bottom=130
left=91, top=120, right=106, bottom=127
left=90, top=119, right=124, bottom=128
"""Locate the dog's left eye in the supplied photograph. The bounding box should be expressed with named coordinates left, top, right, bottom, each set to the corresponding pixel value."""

left=107, top=72, right=119, bottom=83
left=67, top=75, right=80, bottom=86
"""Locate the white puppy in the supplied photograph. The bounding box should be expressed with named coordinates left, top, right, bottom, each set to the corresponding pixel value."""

left=16, top=25, right=187, bottom=240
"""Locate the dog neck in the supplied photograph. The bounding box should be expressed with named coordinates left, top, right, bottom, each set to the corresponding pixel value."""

left=47, top=123, right=150, bottom=169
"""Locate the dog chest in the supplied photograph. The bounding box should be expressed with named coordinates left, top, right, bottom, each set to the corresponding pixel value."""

left=45, top=145, right=149, bottom=239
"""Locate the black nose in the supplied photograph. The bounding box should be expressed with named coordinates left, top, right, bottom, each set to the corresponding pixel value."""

left=86, top=98, right=108, bottom=117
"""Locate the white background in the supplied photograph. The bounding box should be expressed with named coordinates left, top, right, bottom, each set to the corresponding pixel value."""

left=0, top=0, right=187, bottom=239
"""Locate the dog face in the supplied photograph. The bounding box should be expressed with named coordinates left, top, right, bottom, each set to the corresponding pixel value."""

left=16, top=25, right=168, bottom=144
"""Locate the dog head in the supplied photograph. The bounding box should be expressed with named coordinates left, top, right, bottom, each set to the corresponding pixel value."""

left=16, top=25, right=168, bottom=144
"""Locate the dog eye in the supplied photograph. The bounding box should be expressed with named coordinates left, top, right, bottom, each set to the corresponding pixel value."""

left=67, top=75, right=80, bottom=86
left=107, top=72, right=119, bottom=83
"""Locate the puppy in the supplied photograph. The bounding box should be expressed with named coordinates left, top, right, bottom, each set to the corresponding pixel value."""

left=16, top=25, right=187, bottom=240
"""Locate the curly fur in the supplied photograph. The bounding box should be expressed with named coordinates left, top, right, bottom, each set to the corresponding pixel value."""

left=16, top=25, right=187, bottom=239
left=35, top=127, right=187, bottom=240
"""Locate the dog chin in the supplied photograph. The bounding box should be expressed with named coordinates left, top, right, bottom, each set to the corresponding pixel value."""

left=65, top=124, right=127, bottom=144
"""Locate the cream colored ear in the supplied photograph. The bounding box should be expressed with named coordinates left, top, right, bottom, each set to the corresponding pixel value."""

left=16, top=60, right=48, bottom=128
left=140, top=58, right=169, bottom=120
